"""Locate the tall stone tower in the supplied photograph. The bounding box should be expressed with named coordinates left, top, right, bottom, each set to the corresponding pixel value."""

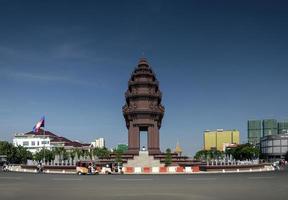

left=123, top=58, right=165, bottom=155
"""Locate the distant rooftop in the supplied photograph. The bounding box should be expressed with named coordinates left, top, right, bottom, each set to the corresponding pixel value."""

left=16, top=129, right=89, bottom=148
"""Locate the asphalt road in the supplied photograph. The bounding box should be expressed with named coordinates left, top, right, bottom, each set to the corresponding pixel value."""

left=0, top=170, right=287, bottom=200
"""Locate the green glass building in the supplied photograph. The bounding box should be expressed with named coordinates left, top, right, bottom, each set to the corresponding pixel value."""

left=263, top=119, right=278, bottom=136
left=248, top=120, right=262, bottom=146
left=248, top=119, right=288, bottom=146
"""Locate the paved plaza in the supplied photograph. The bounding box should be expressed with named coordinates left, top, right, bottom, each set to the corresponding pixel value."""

left=0, top=170, right=287, bottom=200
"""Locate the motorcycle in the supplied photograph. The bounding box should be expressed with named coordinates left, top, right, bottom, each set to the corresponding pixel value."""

left=2, top=164, right=9, bottom=172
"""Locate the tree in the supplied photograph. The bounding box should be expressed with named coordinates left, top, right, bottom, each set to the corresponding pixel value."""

left=53, top=147, right=61, bottom=156
left=164, top=148, right=172, bottom=166
left=34, top=150, right=44, bottom=162
left=62, top=149, right=69, bottom=161
left=75, top=148, right=83, bottom=159
left=225, top=143, right=259, bottom=160
left=69, top=150, right=76, bottom=165
left=100, top=147, right=110, bottom=159
left=33, top=149, right=54, bottom=163
left=0, top=141, right=14, bottom=162
left=53, top=147, right=63, bottom=162
left=45, top=149, right=55, bottom=163
left=52, top=147, right=68, bottom=163
left=92, top=147, right=101, bottom=158
left=0, top=141, right=32, bottom=164
left=88, top=150, right=93, bottom=160
left=194, top=149, right=223, bottom=161
left=194, top=150, right=208, bottom=160
left=14, top=146, right=33, bottom=164
left=83, top=149, right=89, bottom=159
left=115, top=149, right=123, bottom=164
left=92, top=147, right=110, bottom=159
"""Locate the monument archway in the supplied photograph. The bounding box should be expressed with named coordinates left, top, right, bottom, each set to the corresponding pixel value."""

left=123, top=59, right=165, bottom=155
left=140, top=129, right=148, bottom=150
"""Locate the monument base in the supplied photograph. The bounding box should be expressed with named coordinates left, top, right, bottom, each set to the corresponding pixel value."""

left=123, top=151, right=164, bottom=168
left=126, top=148, right=140, bottom=155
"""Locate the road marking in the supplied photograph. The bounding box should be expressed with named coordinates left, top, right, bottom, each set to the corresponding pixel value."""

left=52, top=178, right=82, bottom=181
left=187, top=178, right=217, bottom=181
left=247, top=177, right=273, bottom=180
left=116, top=178, right=153, bottom=181
left=0, top=177, right=23, bottom=180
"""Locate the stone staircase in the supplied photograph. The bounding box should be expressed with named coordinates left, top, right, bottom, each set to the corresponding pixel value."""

left=124, top=151, right=164, bottom=168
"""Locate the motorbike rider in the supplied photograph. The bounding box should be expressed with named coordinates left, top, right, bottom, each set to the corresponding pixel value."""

left=2, top=162, right=8, bottom=172
left=37, top=162, right=43, bottom=173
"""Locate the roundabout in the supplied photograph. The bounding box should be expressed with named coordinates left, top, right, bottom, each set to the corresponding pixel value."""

left=0, top=169, right=287, bottom=200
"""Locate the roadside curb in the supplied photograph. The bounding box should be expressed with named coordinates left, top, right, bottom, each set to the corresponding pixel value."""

left=6, top=165, right=274, bottom=175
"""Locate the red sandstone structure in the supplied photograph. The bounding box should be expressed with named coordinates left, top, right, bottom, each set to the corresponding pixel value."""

left=123, top=59, right=165, bottom=154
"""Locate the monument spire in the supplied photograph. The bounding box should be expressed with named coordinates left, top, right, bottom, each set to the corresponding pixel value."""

left=175, top=139, right=183, bottom=156
left=137, top=58, right=149, bottom=68
left=123, top=58, right=165, bottom=154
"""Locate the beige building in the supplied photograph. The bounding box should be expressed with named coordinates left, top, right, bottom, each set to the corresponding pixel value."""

left=204, top=129, right=240, bottom=151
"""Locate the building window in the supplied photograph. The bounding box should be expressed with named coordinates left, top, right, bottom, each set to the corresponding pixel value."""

left=41, top=141, right=48, bottom=145
left=273, top=140, right=280, bottom=146
left=37, top=141, right=39, bottom=146
left=273, top=147, right=281, bottom=153
left=23, top=141, right=29, bottom=146
left=31, top=141, right=35, bottom=146
left=281, top=147, right=288, bottom=153
left=282, top=139, right=288, bottom=146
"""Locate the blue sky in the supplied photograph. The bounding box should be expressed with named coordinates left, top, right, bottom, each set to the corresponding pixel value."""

left=0, top=0, right=288, bottom=156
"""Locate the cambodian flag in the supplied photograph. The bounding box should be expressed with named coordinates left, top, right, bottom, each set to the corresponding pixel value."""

left=33, top=116, right=45, bottom=133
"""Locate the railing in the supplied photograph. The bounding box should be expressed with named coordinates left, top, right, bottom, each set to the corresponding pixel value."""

left=206, top=159, right=260, bottom=166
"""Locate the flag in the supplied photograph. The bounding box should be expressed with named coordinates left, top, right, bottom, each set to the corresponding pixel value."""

left=33, top=116, right=45, bottom=133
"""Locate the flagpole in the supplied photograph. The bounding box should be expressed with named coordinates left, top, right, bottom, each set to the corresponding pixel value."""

left=43, top=126, right=45, bottom=166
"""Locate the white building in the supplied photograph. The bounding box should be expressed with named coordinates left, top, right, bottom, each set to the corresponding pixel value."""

left=91, top=138, right=105, bottom=148
left=13, top=133, right=52, bottom=154
left=13, top=129, right=90, bottom=154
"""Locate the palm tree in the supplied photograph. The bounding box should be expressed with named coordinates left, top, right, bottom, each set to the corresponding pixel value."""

left=75, top=148, right=83, bottom=160
left=69, top=150, right=76, bottom=165
left=88, top=150, right=93, bottom=160
left=44, top=149, right=54, bottom=163
left=83, top=149, right=89, bottom=160
left=53, top=147, right=65, bottom=164
left=62, top=149, right=69, bottom=164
